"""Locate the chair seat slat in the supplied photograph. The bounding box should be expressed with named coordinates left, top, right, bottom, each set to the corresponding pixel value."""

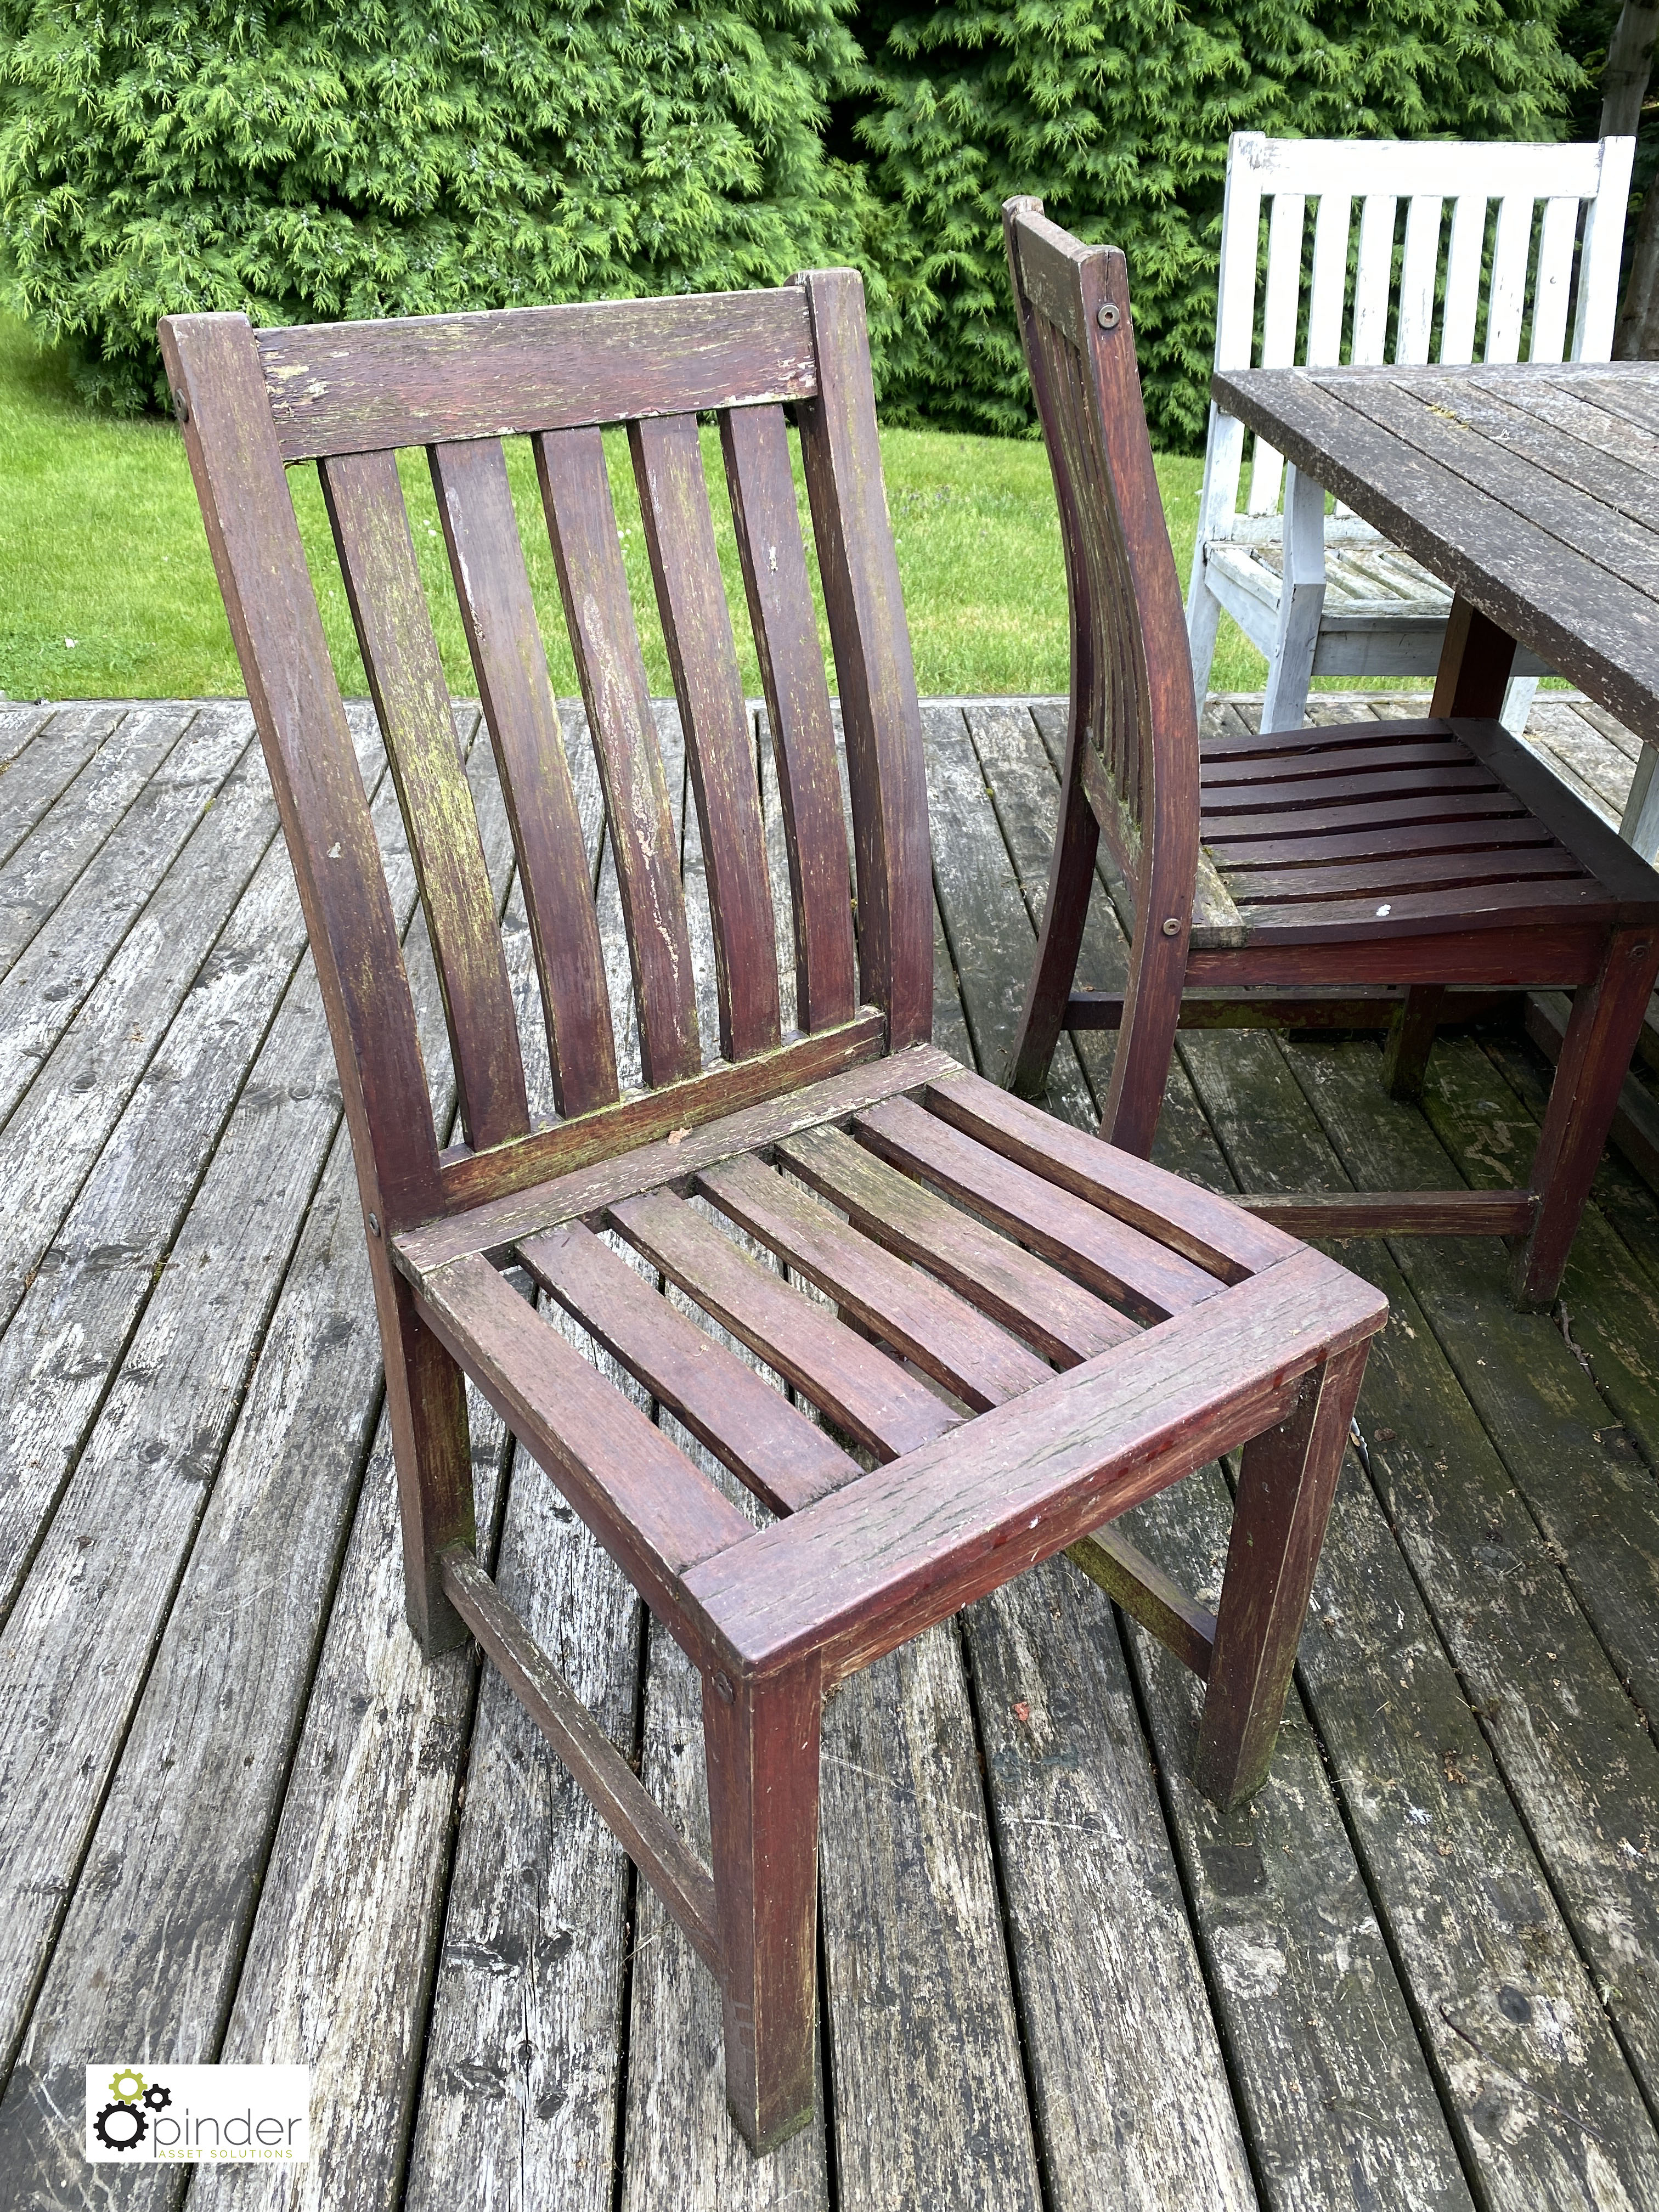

left=429, top=438, right=619, bottom=1119
left=722, top=404, right=858, bottom=1032
left=921, top=1068, right=1299, bottom=1280
left=320, top=449, right=529, bottom=1151
left=631, top=414, right=782, bottom=1063
left=537, top=426, right=702, bottom=1089
left=1203, top=761, right=1502, bottom=815
left=609, top=1188, right=958, bottom=1462
left=417, top=1249, right=753, bottom=1604
left=520, top=1219, right=856, bottom=1516
left=855, top=1097, right=1223, bottom=1326
left=1208, top=815, right=1554, bottom=871
left=697, top=1152, right=1053, bottom=1410
left=776, top=1124, right=1136, bottom=1366
left=1203, top=785, right=1527, bottom=845
left=1224, top=842, right=1585, bottom=907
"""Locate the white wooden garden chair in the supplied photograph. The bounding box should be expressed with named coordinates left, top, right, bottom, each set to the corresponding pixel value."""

left=1186, top=132, right=1637, bottom=736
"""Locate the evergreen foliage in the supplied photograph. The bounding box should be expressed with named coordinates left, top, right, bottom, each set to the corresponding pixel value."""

left=0, top=0, right=1596, bottom=436
left=0, top=0, right=873, bottom=409
left=844, top=1, right=1588, bottom=449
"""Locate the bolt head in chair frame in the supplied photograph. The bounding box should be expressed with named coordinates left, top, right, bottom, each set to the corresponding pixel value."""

left=1001, top=196, right=1659, bottom=1312
left=162, top=270, right=1387, bottom=2155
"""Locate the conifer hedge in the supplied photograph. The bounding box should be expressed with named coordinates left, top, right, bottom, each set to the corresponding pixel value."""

left=844, top=1, right=1587, bottom=449
left=0, top=0, right=874, bottom=409
left=0, top=1, right=1590, bottom=441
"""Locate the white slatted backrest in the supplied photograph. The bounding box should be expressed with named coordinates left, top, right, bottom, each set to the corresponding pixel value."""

left=1201, top=133, right=1635, bottom=542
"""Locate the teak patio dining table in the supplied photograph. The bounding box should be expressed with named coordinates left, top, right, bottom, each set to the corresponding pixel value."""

left=1211, top=362, right=1659, bottom=860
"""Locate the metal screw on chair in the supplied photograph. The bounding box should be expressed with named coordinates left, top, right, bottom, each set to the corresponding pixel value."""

left=1097, top=303, right=1120, bottom=331
left=1161, top=916, right=1182, bottom=936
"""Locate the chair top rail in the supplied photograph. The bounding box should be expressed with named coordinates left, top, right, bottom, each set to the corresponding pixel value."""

left=255, top=287, right=819, bottom=461
left=1229, top=133, right=1617, bottom=202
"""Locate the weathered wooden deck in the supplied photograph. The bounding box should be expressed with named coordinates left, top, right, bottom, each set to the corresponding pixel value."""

left=2, top=689, right=1658, bottom=2212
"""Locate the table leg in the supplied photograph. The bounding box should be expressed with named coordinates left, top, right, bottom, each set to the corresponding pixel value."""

left=1430, top=594, right=1517, bottom=719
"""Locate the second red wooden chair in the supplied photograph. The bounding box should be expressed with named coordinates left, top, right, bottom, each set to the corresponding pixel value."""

left=1002, top=196, right=1659, bottom=1310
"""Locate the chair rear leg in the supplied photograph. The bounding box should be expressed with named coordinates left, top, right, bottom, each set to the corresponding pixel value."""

left=1381, top=985, right=1446, bottom=1102
left=1008, top=770, right=1099, bottom=1102
left=371, top=1249, right=476, bottom=1655
left=1511, top=927, right=1659, bottom=1310
left=704, top=1655, right=822, bottom=2154
left=1194, top=1342, right=1368, bottom=1809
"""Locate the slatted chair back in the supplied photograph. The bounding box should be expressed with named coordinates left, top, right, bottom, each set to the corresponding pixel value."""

left=1002, top=197, right=1201, bottom=1151
left=159, top=278, right=931, bottom=1249
left=1197, top=131, right=1637, bottom=552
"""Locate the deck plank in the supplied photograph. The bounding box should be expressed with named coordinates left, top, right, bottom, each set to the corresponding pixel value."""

left=406, top=724, right=639, bottom=2211
left=981, top=691, right=1659, bottom=2208
left=0, top=706, right=303, bottom=1333
left=926, top=705, right=1267, bottom=2209
left=1172, top=1034, right=1659, bottom=2205
left=0, top=705, right=387, bottom=1608
left=0, top=703, right=122, bottom=866
left=0, top=700, right=195, bottom=983
left=0, top=719, right=510, bottom=2202
left=0, top=702, right=257, bottom=1132
left=7, top=692, right=1659, bottom=2208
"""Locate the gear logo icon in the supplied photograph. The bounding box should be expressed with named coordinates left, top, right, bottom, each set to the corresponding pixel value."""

left=108, top=2068, right=146, bottom=2105
left=93, top=2101, right=149, bottom=2153
left=143, top=2081, right=172, bottom=2112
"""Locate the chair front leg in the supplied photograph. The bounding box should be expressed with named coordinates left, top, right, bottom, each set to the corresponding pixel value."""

left=1260, top=462, right=1326, bottom=735
left=1186, top=550, right=1226, bottom=703
left=1194, top=1341, right=1368, bottom=1809
left=1511, top=926, right=1659, bottom=1310
left=704, top=1651, right=823, bottom=2153
left=373, top=1246, right=476, bottom=1655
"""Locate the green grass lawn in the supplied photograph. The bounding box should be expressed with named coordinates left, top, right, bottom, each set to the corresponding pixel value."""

left=0, top=309, right=1280, bottom=703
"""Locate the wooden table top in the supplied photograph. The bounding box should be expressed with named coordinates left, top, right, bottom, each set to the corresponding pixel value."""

left=1211, top=363, right=1659, bottom=751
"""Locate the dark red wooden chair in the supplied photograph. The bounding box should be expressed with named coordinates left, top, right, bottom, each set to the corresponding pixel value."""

left=1002, top=197, right=1659, bottom=1310
left=162, top=274, right=1387, bottom=2154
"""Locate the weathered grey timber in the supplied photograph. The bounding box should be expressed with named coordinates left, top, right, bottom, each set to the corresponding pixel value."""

left=2, top=692, right=1659, bottom=2212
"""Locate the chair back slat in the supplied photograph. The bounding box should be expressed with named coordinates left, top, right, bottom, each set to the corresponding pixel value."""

left=796, top=270, right=933, bottom=1052
left=1487, top=195, right=1533, bottom=363
left=255, top=289, right=818, bottom=461
left=1395, top=197, right=1444, bottom=364
left=1532, top=196, right=1582, bottom=363
left=1305, top=194, right=1352, bottom=365
left=721, top=403, right=857, bottom=1034
left=630, top=413, right=782, bottom=1063
left=430, top=437, right=619, bottom=1119
left=1003, top=201, right=1199, bottom=944
left=320, top=448, right=531, bottom=1150
left=1351, top=195, right=1398, bottom=364
left=1245, top=194, right=1306, bottom=511
left=1441, top=196, right=1487, bottom=363
left=535, top=425, right=702, bottom=1089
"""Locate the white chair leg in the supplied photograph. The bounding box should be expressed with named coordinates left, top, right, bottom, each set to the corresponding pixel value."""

left=1620, top=746, right=1659, bottom=864
left=1261, top=464, right=1327, bottom=734
left=1187, top=559, right=1225, bottom=705
left=1500, top=675, right=1538, bottom=736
